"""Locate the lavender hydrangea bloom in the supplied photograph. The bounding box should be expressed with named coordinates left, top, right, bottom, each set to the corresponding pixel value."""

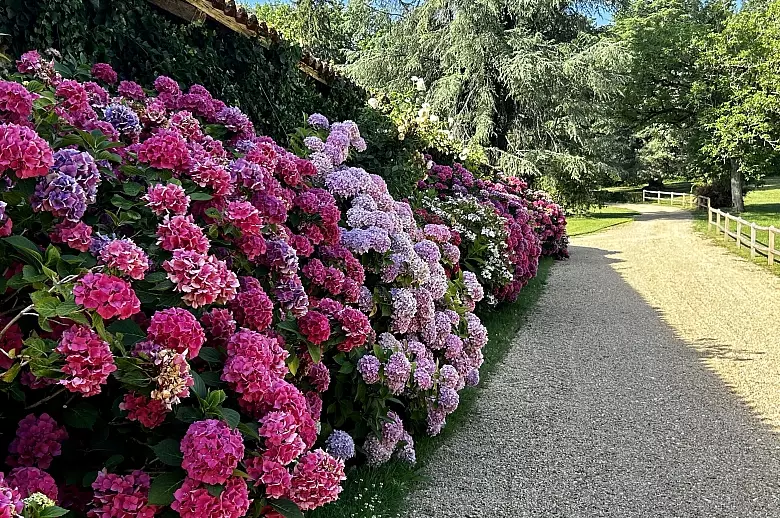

left=217, top=106, right=253, bottom=137
left=385, top=352, right=411, bottom=395
left=309, top=152, right=334, bottom=178
left=265, top=239, right=299, bottom=278
left=427, top=405, right=446, bottom=436
left=229, top=158, right=267, bottom=191
left=104, top=104, right=141, bottom=134
left=274, top=277, right=309, bottom=317
left=440, top=242, right=461, bottom=264
left=325, top=167, right=371, bottom=198
left=363, top=435, right=393, bottom=466
left=357, top=355, right=380, bottom=384
left=465, top=368, right=480, bottom=387
left=438, top=386, right=459, bottom=413
left=414, top=240, right=442, bottom=265
left=462, top=270, right=484, bottom=302
left=325, top=430, right=355, bottom=460
left=308, top=113, right=330, bottom=130
left=32, top=173, right=88, bottom=221
left=439, top=364, right=460, bottom=389
left=464, top=312, right=488, bottom=348
left=51, top=149, right=101, bottom=203
left=341, top=227, right=391, bottom=255
left=395, top=431, right=416, bottom=464
left=358, top=286, right=374, bottom=314
left=303, top=136, right=325, bottom=152
left=353, top=137, right=367, bottom=153
left=234, top=139, right=256, bottom=154
left=382, top=411, right=405, bottom=445
left=390, top=288, right=417, bottom=334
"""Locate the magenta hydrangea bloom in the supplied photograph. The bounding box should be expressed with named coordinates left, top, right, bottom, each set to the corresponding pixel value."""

left=288, top=449, right=345, bottom=511
left=0, top=81, right=35, bottom=125
left=180, top=419, right=245, bottom=485
left=156, top=214, right=210, bottom=254
left=143, top=183, right=190, bottom=216
left=118, top=80, right=145, bottom=101
left=306, top=362, right=330, bottom=392
left=91, top=63, right=118, bottom=84
left=137, top=129, right=191, bottom=172
left=147, top=307, right=206, bottom=358
left=297, top=310, right=331, bottom=346
left=7, top=413, right=68, bottom=469
left=229, top=277, right=274, bottom=332
left=99, top=238, right=150, bottom=280
left=89, top=469, right=158, bottom=518
left=7, top=467, right=58, bottom=500
left=0, top=123, right=54, bottom=179
left=0, top=473, right=23, bottom=518
left=246, top=457, right=291, bottom=499
left=172, top=476, right=250, bottom=518
left=56, top=325, right=117, bottom=397
left=50, top=220, right=93, bottom=252
left=119, top=392, right=169, bottom=429
left=73, top=272, right=141, bottom=320
left=163, top=249, right=239, bottom=308
left=201, top=308, right=236, bottom=348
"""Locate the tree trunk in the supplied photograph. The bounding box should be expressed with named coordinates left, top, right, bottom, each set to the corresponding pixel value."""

left=730, top=159, right=744, bottom=212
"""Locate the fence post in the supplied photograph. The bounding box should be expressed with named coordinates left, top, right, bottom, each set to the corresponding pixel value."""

left=750, top=224, right=757, bottom=258
left=770, top=227, right=776, bottom=266
left=670, top=192, right=674, bottom=205
left=724, top=214, right=729, bottom=241
left=736, top=219, right=742, bottom=249
left=717, top=211, right=721, bottom=234
left=642, top=190, right=647, bottom=202
left=708, top=207, right=713, bottom=230
left=657, top=191, right=661, bottom=204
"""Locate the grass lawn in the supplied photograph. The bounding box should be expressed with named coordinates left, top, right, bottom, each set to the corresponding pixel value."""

left=567, top=206, right=638, bottom=237
left=309, top=257, right=555, bottom=518
left=693, top=177, right=780, bottom=274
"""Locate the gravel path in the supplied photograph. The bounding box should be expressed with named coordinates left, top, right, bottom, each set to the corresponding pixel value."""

left=404, top=204, right=780, bottom=517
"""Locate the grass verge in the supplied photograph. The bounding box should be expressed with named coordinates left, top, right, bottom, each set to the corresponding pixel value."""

left=567, top=206, right=638, bottom=237
left=309, top=257, right=555, bottom=518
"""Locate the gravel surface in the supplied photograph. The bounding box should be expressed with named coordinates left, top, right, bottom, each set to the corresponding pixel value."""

left=404, top=204, right=780, bottom=517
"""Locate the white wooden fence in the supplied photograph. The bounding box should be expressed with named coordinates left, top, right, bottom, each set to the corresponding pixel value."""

left=642, top=189, right=780, bottom=266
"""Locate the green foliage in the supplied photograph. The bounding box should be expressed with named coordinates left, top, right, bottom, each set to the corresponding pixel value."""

left=0, top=0, right=366, bottom=141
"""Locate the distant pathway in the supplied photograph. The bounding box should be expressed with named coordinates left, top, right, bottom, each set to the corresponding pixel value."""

left=404, top=204, right=780, bottom=517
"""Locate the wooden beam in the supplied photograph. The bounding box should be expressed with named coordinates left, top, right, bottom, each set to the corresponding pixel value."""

left=181, top=0, right=270, bottom=47
left=149, top=0, right=206, bottom=23
left=297, top=62, right=328, bottom=86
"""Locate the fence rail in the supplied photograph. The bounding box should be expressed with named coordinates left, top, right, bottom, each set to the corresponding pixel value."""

left=642, top=189, right=780, bottom=266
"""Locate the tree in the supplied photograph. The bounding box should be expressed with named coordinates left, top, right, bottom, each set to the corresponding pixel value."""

left=345, top=0, right=630, bottom=207
left=698, top=0, right=780, bottom=211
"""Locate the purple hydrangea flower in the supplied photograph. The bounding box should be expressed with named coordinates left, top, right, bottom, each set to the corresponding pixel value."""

left=32, top=173, right=88, bottom=221
left=341, top=227, right=391, bottom=255
left=462, top=271, right=484, bottom=302
left=217, top=106, right=253, bottom=138
left=303, top=136, right=325, bottom=152
left=414, top=240, right=442, bottom=265
left=325, top=430, right=355, bottom=460
left=438, top=386, right=459, bottom=414
left=357, top=355, right=380, bottom=384
left=395, top=431, right=416, bottom=464
left=308, top=113, right=330, bottom=130
left=439, top=364, right=460, bottom=389
left=51, top=148, right=101, bottom=203
left=104, top=104, right=141, bottom=134
left=465, top=368, right=480, bottom=387
left=89, top=233, right=114, bottom=256
left=390, top=288, right=417, bottom=334
left=265, top=239, right=299, bottom=278
left=363, top=435, right=393, bottom=466
left=274, top=277, right=309, bottom=317
left=385, top=352, right=411, bottom=395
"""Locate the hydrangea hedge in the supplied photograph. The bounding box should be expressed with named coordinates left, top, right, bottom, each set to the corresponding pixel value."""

left=0, top=51, right=566, bottom=518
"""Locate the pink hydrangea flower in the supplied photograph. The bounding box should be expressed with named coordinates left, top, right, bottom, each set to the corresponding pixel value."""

left=337, top=307, right=371, bottom=352
left=89, top=469, right=158, bottom=518
left=306, top=362, right=330, bottom=392
left=137, top=129, right=191, bottom=172
left=91, top=63, right=118, bottom=84
left=147, top=307, right=205, bottom=358
left=0, top=473, right=23, bottom=517
left=229, top=277, right=273, bottom=332
left=56, top=325, right=117, bottom=397
left=119, top=392, right=169, bottom=428
left=246, top=458, right=291, bottom=499
left=55, top=80, right=92, bottom=116
left=99, top=238, right=150, bottom=280
left=221, top=330, right=289, bottom=416
left=163, top=250, right=239, bottom=308
left=191, top=160, right=234, bottom=196
left=143, top=183, right=190, bottom=216
left=172, top=476, right=250, bottom=518
left=118, top=80, right=145, bottom=101
left=50, top=220, right=93, bottom=252
left=259, top=411, right=306, bottom=466
left=180, top=420, right=245, bottom=485
left=225, top=200, right=263, bottom=236
left=73, top=272, right=141, bottom=320
left=7, top=467, right=58, bottom=500
left=201, top=308, right=236, bottom=348
left=7, top=413, right=67, bottom=469
left=0, top=81, right=35, bottom=124
left=0, top=123, right=54, bottom=178
left=298, top=310, right=331, bottom=346
left=287, top=449, right=345, bottom=511
left=156, top=214, right=210, bottom=254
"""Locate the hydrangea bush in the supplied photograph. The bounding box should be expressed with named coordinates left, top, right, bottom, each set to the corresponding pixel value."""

left=0, top=52, right=361, bottom=518
left=416, top=158, right=569, bottom=302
